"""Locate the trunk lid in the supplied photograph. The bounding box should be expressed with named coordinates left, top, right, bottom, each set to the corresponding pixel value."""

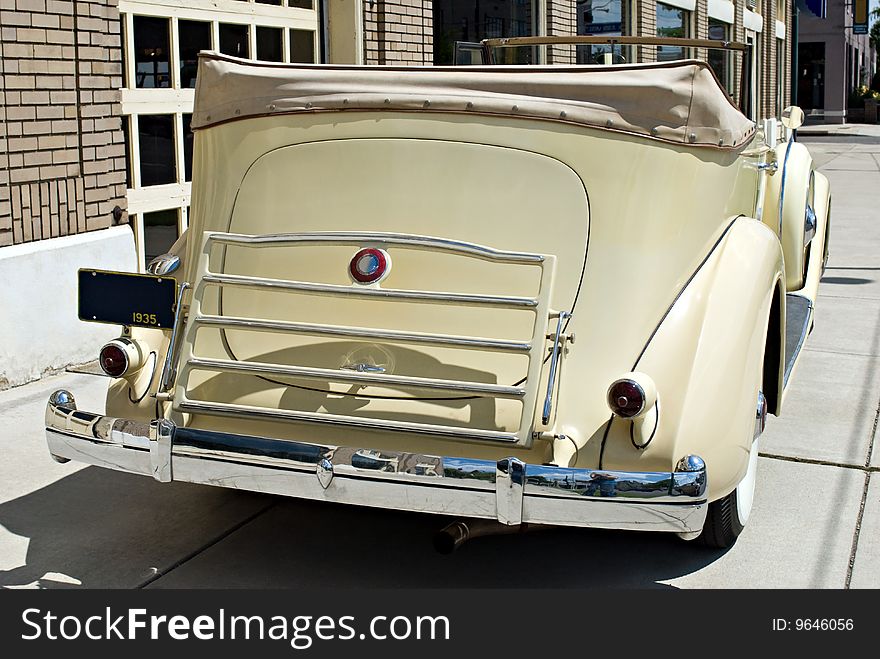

left=173, top=137, right=589, bottom=447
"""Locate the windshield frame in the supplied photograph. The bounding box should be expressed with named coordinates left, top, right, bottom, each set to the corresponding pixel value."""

left=479, top=36, right=751, bottom=115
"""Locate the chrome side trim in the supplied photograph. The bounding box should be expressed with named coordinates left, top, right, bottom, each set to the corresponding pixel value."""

left=777, top=137, right=795, bottom=237
left=201, top=272, right=539, bottom=309
left=178, top=399, right=521, bottom=443
left=207, top=231, right=545, bottom=264
left=159, top=281, right=190, bottom=392
left=187, top=356, right=527, bottom=398
left=195, top=314, right=532, bottom=353
left=44, top=395, right=710, bottom=533
left=542, top=311, right=571, bottom=425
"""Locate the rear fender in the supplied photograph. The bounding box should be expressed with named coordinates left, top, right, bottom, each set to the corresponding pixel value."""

left=763, top=141, right=813, bottom=292
left=601, top=217, right=784, bottom=501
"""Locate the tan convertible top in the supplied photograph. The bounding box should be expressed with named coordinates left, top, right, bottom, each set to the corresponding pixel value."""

left=192, top=52, right=756, bottom=150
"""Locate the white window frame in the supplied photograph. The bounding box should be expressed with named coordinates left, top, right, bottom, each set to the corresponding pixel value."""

left=120, top=0, right=320, bottom=270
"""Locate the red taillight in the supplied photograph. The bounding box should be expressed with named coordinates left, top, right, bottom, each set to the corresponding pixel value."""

left=99, top=343, right=129, bottom=377
left=349, top=248, right=390, bottom=284
left=607, top=379, right=646, bottom=418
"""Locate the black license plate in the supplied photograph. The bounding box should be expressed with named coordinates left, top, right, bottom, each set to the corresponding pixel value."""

left=79, top=269, right=177, bottom=329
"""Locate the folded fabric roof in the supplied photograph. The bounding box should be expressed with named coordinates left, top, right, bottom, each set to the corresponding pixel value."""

left=192, top=51, right=756, bottom=150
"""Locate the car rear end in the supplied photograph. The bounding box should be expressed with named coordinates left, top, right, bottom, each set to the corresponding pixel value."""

left=47, top=53, right=763, bottom=534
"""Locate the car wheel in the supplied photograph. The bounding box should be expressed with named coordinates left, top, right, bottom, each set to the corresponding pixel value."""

left=696, top=392, right=763, bottom=549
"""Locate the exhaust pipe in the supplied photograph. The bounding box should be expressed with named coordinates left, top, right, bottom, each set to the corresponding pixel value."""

left=433, top=519, right=533, bottom=554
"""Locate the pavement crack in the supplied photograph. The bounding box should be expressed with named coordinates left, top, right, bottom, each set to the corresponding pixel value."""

left=844, top=394, right=879, bottom=589
left=803, top=346, right=878, bottom=358
left=135, top=499, right=278, bottom=589
left=758, top=452, right=870, bottom=471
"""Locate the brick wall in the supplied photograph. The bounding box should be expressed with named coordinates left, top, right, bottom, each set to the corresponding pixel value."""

left=695, top=0, right=708, bottom=62
left=364, top=0, right=433, bottom=65
left=0, top=0, right=127, bottom=248
left=637, top=0, right=657, bottom=63
left=546, top=0, right=576, bottom=64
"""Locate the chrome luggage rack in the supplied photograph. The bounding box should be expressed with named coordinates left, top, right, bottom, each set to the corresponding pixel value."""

left=169, top=231, right=560, bottom=447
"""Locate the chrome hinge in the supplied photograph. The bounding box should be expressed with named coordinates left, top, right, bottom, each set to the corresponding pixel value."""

left=747, top=161, right=779, bottom=172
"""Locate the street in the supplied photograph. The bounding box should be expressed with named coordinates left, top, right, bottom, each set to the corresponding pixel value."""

left=1, top=130, right=878, bottom=589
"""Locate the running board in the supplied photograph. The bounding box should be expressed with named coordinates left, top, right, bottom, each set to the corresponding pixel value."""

left=783, top=293, right=813, bottom=390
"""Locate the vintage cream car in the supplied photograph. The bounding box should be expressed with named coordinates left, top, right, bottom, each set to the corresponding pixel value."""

left=46, top=37, right=830, bottom=550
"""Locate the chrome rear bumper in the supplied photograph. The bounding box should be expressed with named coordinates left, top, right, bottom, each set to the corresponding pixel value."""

left=45, top=390, right=708, bottom=533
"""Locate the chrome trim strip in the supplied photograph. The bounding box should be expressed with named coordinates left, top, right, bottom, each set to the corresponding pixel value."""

left=777, top=137, right=795, bottom=237
left=44, top=395, right=709, bottom=533
left=201, top=272, right=539, bottom=309
left=542, top=311, right=571, bottom=425
left=187, top=356, right=527, bottom=398
left=206, top=231, right=545, bottom=264
left=159, top=281, right=190, bottom=392
left=782, top=293, right=814, bottom=389
left=178, top=399, right=521, bottom=442
left=195, top=314, right=532, bottom=353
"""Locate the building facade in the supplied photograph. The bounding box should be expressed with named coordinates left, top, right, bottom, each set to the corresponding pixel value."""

left=797, top=0, right=877, bottom=124
left=1, top=0, right=795, bottom=387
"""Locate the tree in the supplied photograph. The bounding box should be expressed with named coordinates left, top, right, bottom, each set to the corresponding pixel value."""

left=872, top=8, right=880, bottom=91
left=872, top=8, right=880, bottom=52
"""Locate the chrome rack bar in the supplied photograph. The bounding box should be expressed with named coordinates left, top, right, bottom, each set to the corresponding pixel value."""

left=178, top=399, right=520, bottom=443
left=542, top=311, right=571, bottom=425
left=195, top=314, right=532, bottom=353
left=159, top=282, right=190, bottom=392
left=201, top=272, right=539, bottom=308
left=188, top=357, right=526, bottom=398
left=206, top=231, right=545, bottom=264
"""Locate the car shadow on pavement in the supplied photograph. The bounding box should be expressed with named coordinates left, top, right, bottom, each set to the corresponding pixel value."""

left=183, top=498, right=725, bottom=589
left=0, top=467, right=272, bottom=589
left=819, top=276, right=873, bottom=286
left=0, top=467, right=726, bottom=589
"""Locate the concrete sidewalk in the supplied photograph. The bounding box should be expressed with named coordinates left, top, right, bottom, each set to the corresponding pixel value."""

left=0, top=134, right=877, bottom=589
left=798, top=122, right=880, bottom=138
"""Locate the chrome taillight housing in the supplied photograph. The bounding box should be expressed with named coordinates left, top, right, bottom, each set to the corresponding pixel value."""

left=98, top=338, right=144, bottom=378
left=606, top=372, right=658, bottom=419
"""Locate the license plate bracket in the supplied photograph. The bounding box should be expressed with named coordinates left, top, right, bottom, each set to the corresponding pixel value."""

left=79, top=269, right=177, bottom=328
